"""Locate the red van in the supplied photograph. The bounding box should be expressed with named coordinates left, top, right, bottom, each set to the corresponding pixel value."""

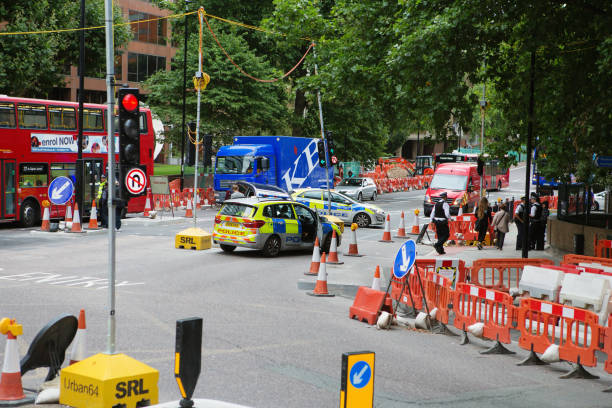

left=423, top=163, right=481, bottom=216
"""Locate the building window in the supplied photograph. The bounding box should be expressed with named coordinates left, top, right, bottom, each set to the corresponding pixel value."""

left=127, top=53, right=166, bottom=82
left=115, top=54, right=122, bottom=81
left=129, top=10, right=167, bottom=45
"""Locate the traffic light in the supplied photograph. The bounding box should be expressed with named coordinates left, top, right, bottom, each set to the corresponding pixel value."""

left=477, top=157, right=484, bottom=176
left=326, top=131, right=338, bottom=166
left=203, top=134, right=213, bottom=168
left=317, top=139, right=327, bottom=167
left=186, top=122, right=196, bottom=166
left=118, top=88, right=140, bottom=166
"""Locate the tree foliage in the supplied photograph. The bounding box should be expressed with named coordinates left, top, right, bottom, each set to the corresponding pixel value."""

left=0, top=1, right=130, bottom=97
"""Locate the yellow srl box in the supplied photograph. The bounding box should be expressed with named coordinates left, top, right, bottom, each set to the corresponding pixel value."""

left=175, top=227, right=212, bottom=250
left=60, top=353, right=158, bottom=408
left=325, top=215, right=344, bottom=234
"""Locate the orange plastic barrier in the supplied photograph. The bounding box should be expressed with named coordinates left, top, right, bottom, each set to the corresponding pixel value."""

left=594, top=236, right=612, bottom=259
left=424, top=272, right=453, bottom=325
left=563, top=254, right=612, bottom=268
left=391, top=267, right=424, bottom=311
left=604, top=315, right=612, bottom=375
left=453, top=283, right=515, bottom=345
left=349, top=287, right=393, bottom=325
left=517, top=298, right=601, bottom=368
left=469, top=258, right=554, bottom=293
left=454, top=215, right=478, bottom=242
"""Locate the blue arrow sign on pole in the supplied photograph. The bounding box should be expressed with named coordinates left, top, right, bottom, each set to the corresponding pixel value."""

left=48, top=176, right=74, bottom=205
left=393, top=239, right=416, bottom=279
left=595, top=155, right=612, bottom=168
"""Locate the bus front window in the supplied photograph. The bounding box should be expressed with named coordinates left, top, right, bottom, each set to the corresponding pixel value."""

left=216, top=156, right=254, bottom=174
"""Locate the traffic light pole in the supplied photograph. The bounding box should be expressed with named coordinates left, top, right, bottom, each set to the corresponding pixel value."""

left=104, top=0, right=117, bottom=355
left=313, top=44, right=332, bottom=215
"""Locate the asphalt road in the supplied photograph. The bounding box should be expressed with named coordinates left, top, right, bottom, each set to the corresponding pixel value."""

left=1, top=164, right=611, bottom=407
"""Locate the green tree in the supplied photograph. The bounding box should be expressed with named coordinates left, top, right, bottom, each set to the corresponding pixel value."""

left=0, top=1, right=130, bottom=97
left=144, top=22, right=289, bottom=149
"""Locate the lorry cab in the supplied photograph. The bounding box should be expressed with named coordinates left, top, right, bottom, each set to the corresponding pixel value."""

left=423, top=163, right=480, bottom=216
left=214, top=144, right=276, bottom=202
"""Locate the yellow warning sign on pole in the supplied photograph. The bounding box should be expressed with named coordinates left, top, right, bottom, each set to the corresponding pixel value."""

left=339, top=351, right=375, bottom=408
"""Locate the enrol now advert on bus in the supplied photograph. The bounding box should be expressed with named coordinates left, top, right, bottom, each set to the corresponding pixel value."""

left=30, top=133, right=119, bottom=154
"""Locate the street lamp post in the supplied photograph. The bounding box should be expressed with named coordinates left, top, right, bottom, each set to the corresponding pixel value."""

left=479, top=84, right=487, bottom=197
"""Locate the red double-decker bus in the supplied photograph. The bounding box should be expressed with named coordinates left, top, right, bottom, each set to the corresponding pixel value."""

left=0, top=95, right=155, bottom=227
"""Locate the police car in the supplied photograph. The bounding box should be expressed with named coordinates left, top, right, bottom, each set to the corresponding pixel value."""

left=291, top=188, right=386, bottom=228
left=213, top=197, right=343, bottom=257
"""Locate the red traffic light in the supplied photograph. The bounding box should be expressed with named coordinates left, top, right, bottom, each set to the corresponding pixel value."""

left=121, top=93, right=138, bottom=111
left=331, top=156, right=338, bottom=165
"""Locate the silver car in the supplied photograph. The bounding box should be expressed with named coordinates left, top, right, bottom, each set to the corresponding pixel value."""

left=335, top=177, right=377, bottom=201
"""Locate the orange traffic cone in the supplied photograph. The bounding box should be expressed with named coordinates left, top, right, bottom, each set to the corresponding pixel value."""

left=87, top=200, right=100, bottom=230
left=69, top=310, right=87, bottom=365
left=305, top=237, right=321, bottom=276
left=371, top=266, right=381, bottom=291
left=0, top=319, right=32, bottom=403
left=307, top=253, right=334, bottom=297
left=410, top=210, right=421, bottom=234
left=65, top=201, right=73, bottom=223
left=326, top=230, right=344, bottom=265
left=395, top=211, right=407, bottom=238
left=379, top=214, right=393, bottom=242
left=196, top=191, right=201, bottom=209
left=143, top=191, right=152, bottom=217
left=41, top=206, right=50, bottom=232
left=185, top=198, right=193, bottom=217
left=344, top=223, right=363, bottom=257
left=68, top=203, right=84, bottom=233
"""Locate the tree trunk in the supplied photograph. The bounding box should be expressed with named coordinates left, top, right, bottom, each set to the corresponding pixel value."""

left=292, top=89, right=307, bottom=137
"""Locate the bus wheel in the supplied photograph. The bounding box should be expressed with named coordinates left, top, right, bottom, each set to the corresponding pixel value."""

left=20, top=199, right=39, bottom=228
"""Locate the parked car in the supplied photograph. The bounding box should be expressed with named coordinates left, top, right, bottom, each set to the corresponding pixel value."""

left=212, top=197, right=342, bottom=257
left=335, top=177, right=378, bottom=201
left=291, top=188, right=386, bottom=228
left=593, top=191, right=608, bottom=211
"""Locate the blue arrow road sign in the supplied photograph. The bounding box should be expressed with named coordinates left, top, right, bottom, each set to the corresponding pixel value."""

left=595, top=155, right=612, bottom=168
left=48, top=176, right=74, bottom=205
left=393, top=239, right=416, bottom=279
left=349, top=361, right=371, bottom=389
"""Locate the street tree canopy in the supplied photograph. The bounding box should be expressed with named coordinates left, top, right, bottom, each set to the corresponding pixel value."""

left=0, top=1, right=130, bottom=98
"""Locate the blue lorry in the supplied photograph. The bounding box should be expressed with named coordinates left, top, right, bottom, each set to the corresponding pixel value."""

left=213, top=136, right=333, bottom=201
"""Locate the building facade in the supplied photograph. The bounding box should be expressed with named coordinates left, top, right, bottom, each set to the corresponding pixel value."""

left=59, top=0, right=177, bottom=103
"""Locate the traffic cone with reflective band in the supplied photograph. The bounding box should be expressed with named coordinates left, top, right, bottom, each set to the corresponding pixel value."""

left=87, top=200, right=100, bottom=230
left=410, top=210, right=420, bottom=234
left=379, top=214, right=394, bottom=242
left=196, top=192, right=201, bottom=209
left=307, top=253, right=334, bottom=297
left=344, top=223, right=363, bottom=257
left=68, top=203, right=84, bottom=233
left=371, top=266, right=381, bottom=291
left=41, top=206, right=50, bottom=232
left=0, top=319, right=29, bottom=402
left=65, top=201, right=73, bottom=223
left=457, top=205, right=463, bottom=216
left=395, top=211, right=407, bottom=238
left=326, top=230, right=344, bottom=265
left=69, top=309, right=87, bottom=365
left=143, top=191, right=152, bottom=217
left=305, top=237, right=321, bottom=276
left=185, top=198, right=193, bottom=218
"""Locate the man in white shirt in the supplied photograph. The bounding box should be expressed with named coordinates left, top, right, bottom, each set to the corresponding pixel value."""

left=513, top=196, right=526, bottom=250
left=430, top=192, right=451, bottom=254
left=230, top=184, right=245, bottom=199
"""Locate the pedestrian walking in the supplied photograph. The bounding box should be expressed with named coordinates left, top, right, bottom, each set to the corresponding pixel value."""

left=430, top=192, right=451, bottom=254
left=491, top=203, right=511, bottom=250
left=475, top=197, right=492, bottom=250
left=513, top=196, right=526, bottom=250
